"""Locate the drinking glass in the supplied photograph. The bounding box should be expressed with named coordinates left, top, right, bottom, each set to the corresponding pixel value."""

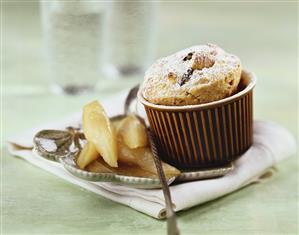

left=103, top=2, right=158, bottom=79
left=40, top=1, right=108, bottom=94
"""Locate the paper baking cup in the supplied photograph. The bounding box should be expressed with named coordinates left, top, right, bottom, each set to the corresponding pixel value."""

left=138, top=70, right=256, bottom=169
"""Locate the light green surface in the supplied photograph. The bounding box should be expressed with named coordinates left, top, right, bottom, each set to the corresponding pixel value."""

left=2, top=1, right=298, bottom=235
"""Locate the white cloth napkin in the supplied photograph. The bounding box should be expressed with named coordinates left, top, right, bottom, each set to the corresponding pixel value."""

left=7, top=91, right=296, bottom=219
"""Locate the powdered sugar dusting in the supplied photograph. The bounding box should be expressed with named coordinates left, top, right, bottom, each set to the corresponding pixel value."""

left=142, top=44, right=242, bottom=105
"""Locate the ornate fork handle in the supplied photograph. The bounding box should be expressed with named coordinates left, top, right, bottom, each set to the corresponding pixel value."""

left=148, top=131, right=180, bottom=235
left=128, top=84, right=180, bottom=235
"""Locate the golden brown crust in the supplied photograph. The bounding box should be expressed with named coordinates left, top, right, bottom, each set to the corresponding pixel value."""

left=141, top=44, right=242, bottom=106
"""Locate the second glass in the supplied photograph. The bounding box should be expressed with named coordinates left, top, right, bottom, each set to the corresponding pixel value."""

left=103, top=2, right=158, bottom=79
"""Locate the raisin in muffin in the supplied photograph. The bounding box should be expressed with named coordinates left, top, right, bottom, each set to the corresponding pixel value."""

left=141, top=44, right=242, bottom=106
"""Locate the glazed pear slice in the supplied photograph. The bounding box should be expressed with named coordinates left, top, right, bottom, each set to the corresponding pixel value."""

left=117, top=140, right=180, bottom=179
left=118, top=114, right=149, bottom=149
left=86, top=145, right=180, bottom=180
left=85, top=158, right=114, bottom=173
left=77, top=142, right=100, bottom=169
left=82, top=101, right=118, bottom=167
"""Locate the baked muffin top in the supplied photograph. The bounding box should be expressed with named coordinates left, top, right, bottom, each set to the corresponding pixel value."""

left=141, top=44, right=242, bottom=106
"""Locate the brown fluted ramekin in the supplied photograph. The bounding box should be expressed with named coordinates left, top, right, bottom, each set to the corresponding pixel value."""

left=138, top=70, right=256, bottom=170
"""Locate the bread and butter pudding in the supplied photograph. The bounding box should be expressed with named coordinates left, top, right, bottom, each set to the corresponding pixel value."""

left=142, top=44, right=242, bottom=106
left=138, top=44, right=256, bottom=169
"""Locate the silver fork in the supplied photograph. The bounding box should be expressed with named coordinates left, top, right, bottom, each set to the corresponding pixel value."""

left=148, top=130, right=180, bottom=235
left=129, top=84, right=180, bottom=235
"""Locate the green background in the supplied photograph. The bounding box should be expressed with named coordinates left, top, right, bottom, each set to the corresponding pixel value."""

left=2, top=1, right=298, bottom=234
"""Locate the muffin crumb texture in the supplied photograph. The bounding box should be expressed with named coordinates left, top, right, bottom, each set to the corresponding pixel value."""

left=142, top=44, right=242, bottom=106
